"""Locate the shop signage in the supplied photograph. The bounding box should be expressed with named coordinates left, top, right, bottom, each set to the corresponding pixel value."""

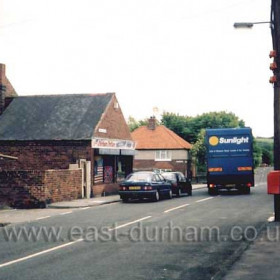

left=92, top=138, right=135, bottom=150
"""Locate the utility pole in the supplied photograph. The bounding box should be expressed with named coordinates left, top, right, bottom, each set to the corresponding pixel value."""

left=271, top=0, right=280, bottom=221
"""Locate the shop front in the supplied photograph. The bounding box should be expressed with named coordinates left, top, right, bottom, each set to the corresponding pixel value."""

left=92, top=138, right=135, bottom=195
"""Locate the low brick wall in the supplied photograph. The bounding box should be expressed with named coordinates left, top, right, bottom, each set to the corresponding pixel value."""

left=0, top=169, right=82, bottom=208
left=44, top=169, right=82, bottom=203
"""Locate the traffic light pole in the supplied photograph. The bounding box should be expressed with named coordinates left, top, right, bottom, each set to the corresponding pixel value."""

left=271, top=0, right=280, bottom=221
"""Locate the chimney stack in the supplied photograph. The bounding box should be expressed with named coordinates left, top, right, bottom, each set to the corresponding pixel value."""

left=0, top=64, right=6, bottom=115
left=147, top=116, right=157, bottom=130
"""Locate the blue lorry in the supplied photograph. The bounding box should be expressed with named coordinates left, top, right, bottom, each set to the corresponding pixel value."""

left=205, top=128, right=254, bottom=195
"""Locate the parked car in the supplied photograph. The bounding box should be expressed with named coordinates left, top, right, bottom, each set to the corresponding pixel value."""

left=161, top=172, right=192, bottom=197
left=119, top=171, right=172, bottom=202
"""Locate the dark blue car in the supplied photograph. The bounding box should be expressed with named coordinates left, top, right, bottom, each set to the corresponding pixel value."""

left=119, top=171, right=172, bottom=202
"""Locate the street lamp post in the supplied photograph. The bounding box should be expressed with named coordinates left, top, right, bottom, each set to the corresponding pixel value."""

left=271, top=0, right=280, bottom=221
left=234, top=0, right=280, bottom=221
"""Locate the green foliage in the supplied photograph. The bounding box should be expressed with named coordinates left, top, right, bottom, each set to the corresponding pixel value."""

left=161, top=111, right=245, bottom=144
left=191, top=129, right=207, bottom=172
left=253, top=138, right=262, bottom=167
left=255, top=137, right=273, bottom=166
left=127, top=116, right=148, bottom=132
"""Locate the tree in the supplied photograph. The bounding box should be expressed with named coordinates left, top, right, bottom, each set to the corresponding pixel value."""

left=127, top=116, right=148, bottom=132
left=161, top=111, right=245, bottom=144
left=191, top=129, right=207, bottom=172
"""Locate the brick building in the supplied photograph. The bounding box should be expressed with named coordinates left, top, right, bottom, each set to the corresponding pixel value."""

left=0, top=64, right=134, bottom=207
left=132, top=117, right=192, bottom=176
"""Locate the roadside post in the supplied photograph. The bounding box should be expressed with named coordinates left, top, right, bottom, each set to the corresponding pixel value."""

left=234, top=0, right=280, bottom=221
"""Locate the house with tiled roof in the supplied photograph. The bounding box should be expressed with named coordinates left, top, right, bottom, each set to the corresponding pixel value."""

left=0, top=64, right=134, bottom=208
left=132, top=116, right=192, bottom=176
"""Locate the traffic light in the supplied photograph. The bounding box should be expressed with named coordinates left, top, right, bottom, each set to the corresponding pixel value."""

left=269, top=50, right=278, bottom=84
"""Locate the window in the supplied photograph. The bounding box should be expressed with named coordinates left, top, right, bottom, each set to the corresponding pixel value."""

left=177, top=172, right=186, bottom=182
left=155, top=150, right=172, bottom=161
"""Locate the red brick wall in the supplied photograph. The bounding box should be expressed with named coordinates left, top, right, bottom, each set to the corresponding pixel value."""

left=0, top=169, right=82, bottom=208
left=94, top=95, right=132, bottom=140
left=0, top=170, right=45, bottom=207
left=0, top=140, right=92, bottom=171
left=44, top=169, right=82, bottom=203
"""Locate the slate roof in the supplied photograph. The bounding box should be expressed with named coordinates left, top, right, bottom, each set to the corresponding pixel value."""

left=132, top=125, right=192, bottom=150
left=0, top=93, right=114, bottom=141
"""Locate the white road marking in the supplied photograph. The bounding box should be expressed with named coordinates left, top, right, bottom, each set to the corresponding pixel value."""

left=0, top=238, right=83, bottom=269
left=0, top=216, right=152, bottom=268
left=80, top=207, right=90, bottom=210
left=36, top=216, right=50, bottom=221
left=60, top=211, right=72, bottom=215
left=109, top=216, right=152, bottom=231
left=164, top=204, right=190, bottom=213
left=196, top=197, right=214, bottom=203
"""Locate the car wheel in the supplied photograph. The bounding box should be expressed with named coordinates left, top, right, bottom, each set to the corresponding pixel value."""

left=168, top=189, right=173, bottom=199
left=177, top=188, right=182, bottom=197
left=153, top=190, right=160, bottom=202
left=122, top=198, right=129, bottom=203
left=188, top=188, right=192, bottom=196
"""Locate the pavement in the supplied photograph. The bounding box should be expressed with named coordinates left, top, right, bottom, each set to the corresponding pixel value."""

left=223, top=221, right=280, bottom=280
left=1, top=182, right=280, bottom=279
left=47, top=183, right=207, bottom=209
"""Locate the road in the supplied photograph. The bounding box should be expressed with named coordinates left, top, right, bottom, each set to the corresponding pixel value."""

left=0, top=167, right=274, bottom=280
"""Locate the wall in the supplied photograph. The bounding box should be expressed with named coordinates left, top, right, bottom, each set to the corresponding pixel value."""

left=133, top=149, right=190, bottom=174
left=94, top=95, right=132, bottom=140
left=0, top=140, right=92, bottom=171
left=0, top=169, right=82, bottom=208
left=134, top=149, right=189, bottom=160
left=133, top=159, right=188, bottom=175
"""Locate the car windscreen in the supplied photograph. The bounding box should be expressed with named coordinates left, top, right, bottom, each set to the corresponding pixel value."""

left=126, top=173, right=152, bottom=182
left=161, top=173, right=176, bottom=181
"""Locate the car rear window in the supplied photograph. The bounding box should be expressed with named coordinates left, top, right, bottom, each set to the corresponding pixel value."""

left=126, top=173, right=152, bottom=182
left=162, top=173, right=176, bottom=181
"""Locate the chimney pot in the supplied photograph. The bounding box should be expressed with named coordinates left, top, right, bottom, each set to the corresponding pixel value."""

left=147, top=116, right=157, bottom=130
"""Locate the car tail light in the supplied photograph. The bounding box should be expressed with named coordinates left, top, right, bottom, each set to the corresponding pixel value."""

left=119, top=186, right=127, bottom=191
left=209, top=184, right=215, bottom=188
left=246, top=183, right=252, bottom=187
left=144, top=186, right=153, bottom=190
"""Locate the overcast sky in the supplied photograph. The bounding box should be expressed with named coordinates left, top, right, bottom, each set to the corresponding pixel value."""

left=0, top=0, right=273, bottom=137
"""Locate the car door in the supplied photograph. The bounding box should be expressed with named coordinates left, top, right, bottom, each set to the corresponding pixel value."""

left=177, top=172, right=188, bottom=193
left=157, top=174, right=170, bottom=194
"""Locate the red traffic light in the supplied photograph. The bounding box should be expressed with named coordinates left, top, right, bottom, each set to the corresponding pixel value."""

left=270, top=62, right=278, bottom=70
left=270, top=75, right=277, bottom=83
left=270, top=50, right=277, bottom=58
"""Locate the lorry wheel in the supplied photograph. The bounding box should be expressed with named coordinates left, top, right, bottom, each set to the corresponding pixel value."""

left=208, top=188, right=218, bottom=196
left=243, top=187, right=251, bottom=195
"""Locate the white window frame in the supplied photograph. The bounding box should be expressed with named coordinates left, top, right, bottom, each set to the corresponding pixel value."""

left=155, top=150, right=172, bottom=161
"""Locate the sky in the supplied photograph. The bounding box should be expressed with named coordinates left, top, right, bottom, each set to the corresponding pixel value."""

left=0, top=0, right=273, bottom=137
